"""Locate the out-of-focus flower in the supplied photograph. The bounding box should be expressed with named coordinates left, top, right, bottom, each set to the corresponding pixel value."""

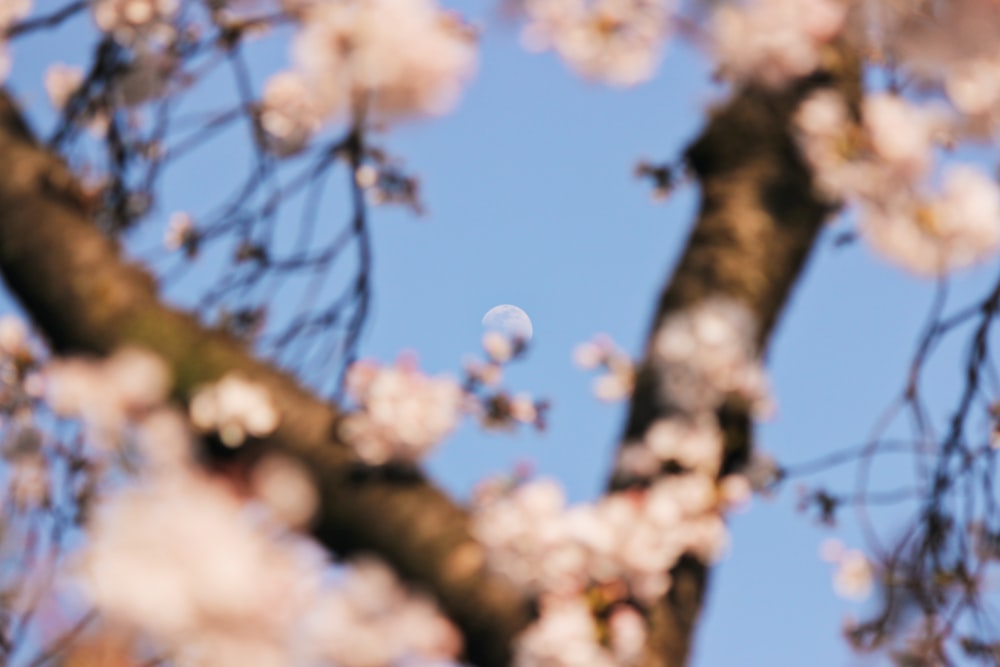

left=710, top=0, right=845, bottom=88
left=307, top=558, right=462, bottom=667
left=861, top=165, right=1000, bottom=275
left=44, top=63, right=85, bottom=111
left=251, top=455, right=318, bottom=528
left=291, top=0, right=477, bottom=122
left=718, top=474, right=752, bottom=510
left=642, top=414, right=723, bottom=476
left=653, top=299, right=769, bottom=415
left=46, top=348, right=171, bottom=447
left=796, top=89, right=1000, bottom=276
left=833, top=549, right=874, bottom=600
left=190, top=373, right=280, bottom=447
left=474, top=474, right=728, bottom=604
left=482, top=331, right=515, bottom=364
left=92, top=0, right=177, bottom=43
left=0, top=315, right=29, bottom=358
left=79, top=470, right=317, bottom=657
left=164, top=211, right=197, bottom=252
left=521, top=0, right=671, bottom=86
left=260, top=71, right=327, bottom=156
left=341, top=357, right=462, bottom=464
left=514, top=596, right=618, bottom=667
left=608, top=604, right=647, bottom=665
left=0, top=0, right=31, bottom=28
left=862, top=94, right=945, bottom=184
left=92, top=0, right=178, bottom=44
left=574, top=334, right=634, bottom=403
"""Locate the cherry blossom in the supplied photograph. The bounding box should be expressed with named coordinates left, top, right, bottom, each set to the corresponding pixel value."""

left=709, top=0, right=845, bottom=88
left=44, top=63, right=84, bottom=111
left=46, top=347, right=171, bottom=447
left=341, top=357, right=463, bottom=464
left=520, top=0, right=671, bottom=86
left=652, top=299, right=770, bottom=415
left=289, top=0, right=477, bottom=122
left=91, top=0, right=179, bottom=45
left=189, top=373, right=280, bottom=447
left=574, top=334, right=635, bottom=403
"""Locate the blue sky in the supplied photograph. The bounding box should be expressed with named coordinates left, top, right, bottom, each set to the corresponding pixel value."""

left=7, top=2, right=1000, bottom=665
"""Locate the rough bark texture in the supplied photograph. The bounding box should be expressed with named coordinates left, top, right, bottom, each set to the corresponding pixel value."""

left=616, top=55, right=862, bottom=667
left=0, top=45, right=858, bottom=667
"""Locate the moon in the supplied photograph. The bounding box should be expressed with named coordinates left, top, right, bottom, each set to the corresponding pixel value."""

left=482, top=304, right=533, bottom=342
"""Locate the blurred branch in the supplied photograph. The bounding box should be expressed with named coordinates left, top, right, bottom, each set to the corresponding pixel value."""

left=613, top=51, right=862, bottom=666
left=0, top=89, right=532, bottom=667
left=5, top=1, right=87, bottom=39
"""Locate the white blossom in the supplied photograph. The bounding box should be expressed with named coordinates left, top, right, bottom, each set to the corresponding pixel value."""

left=44, top=63, right=84, bottom=111
left=46, top=348, right=171, bottom=447
left=190, top=373, right=280, bottom=447
left=833, top=550, right=874, bottom=600
left=92, top=0, right=178, bottom=44
left=164, top=211, right=196, bottom=251
left=652, top=299, right=769, bottom=414
left=521, top=0, right=671, bottom=86
left=474, top=475, right=728, bottom=604
left=574, top=334, right=634, bottom=403
left=291, top=0, right=477, bottom=122
left=260, top=71, right=327, bottom=156
left=342, top=358, right=463, bottom=464
left=709, top=0, right=845, bottom=88
left=514, top=596, right=617, bottom=667
left=861, top=165, right=1000, bottom=275
left=250, top=454, right=319, bottom=528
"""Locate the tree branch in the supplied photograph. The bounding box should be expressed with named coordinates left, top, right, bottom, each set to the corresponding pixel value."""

left=0, top=89, right=532, bottom=667
left=616, top=53, right=862, bottom=667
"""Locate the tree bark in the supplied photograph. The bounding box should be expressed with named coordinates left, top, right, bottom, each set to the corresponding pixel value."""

left=0, top=43, right=859, bottom=666
left=0, top=90, right=532, bottom=667
left=617, top=54, right=862, bottom=667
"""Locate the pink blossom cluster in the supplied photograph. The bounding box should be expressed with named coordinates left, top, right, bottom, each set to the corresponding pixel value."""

left=45, top=347, right=171, bottom=447
left=43, top=63, right=84, bottom=111
left=79, top=467, right=461, bottom=667
left=612, top=300, right=770, bottom=483
left=819, top=538, right=874, bottom=601
left=519, top=0, right=671, bottom=87
left=310, top=557, right=462, bottom=667
left=261, top=0, right=477, bottom=154
left=0, top=0, right=32, bottom=83
left=341, top=356, right=464, bottom=464
left=474, top=477, right=728, bottom=603
left=573, top=334, right=635, bottom=402
left=474, top=473, right=736, bottom=665
left=91, top=0, right=179, bottom=45
left=515, top=597, right=646, bottom=667
left=474, top=474, right=734, bottom=664
left=708, top=0, right=846, bottom=88
left=40, top=350, right=458, bottom=666
left=886, top=0, right=1000, bottom=123
left=651, top=299, right=770, bottom=416
left=468, top=332, right=548, bottom=431
left=189, top=372, right=280, bottom=447
left=615, top=413, right=723, bottom=479
left=490, top=302, right=769, bottom=664
left=796, top=91, right=1000, bottom=275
